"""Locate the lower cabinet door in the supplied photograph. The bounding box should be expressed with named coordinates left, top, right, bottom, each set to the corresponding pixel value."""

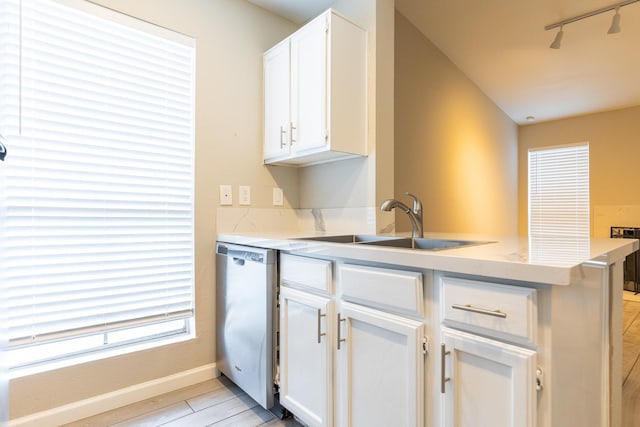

left=441, top=327, right=536, bottom=427
left=279, top=287, right=333, bottom=427
left=337, top=302, right=425, bottom=427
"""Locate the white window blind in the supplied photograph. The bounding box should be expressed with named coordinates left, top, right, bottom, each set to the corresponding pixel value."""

left=528, top=143, right=590, bottom=240
left=0, top=0, right=195, bottom=368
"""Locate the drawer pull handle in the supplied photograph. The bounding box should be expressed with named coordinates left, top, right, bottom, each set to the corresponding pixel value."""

left=280, top=125, right=287, bottom=149
left=451, top=304, right=507, bottom=318
left=290, top=122, right=296, bottom=144
left=317, top=309, right=326, bottom=344
left=337, top=313, right=346, bottom=350
left=441, top=343, right=450, bottom=394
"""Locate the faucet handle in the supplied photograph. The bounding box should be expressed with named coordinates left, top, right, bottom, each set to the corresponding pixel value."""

left=405, top=192, right=423, bottom=215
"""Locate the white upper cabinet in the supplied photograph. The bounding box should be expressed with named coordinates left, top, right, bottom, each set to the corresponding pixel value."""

left=263, top=39, right=290, bottom=160
left=290, top=15, right=327, bottom=154
left=263, top=9, right=367, bottom=166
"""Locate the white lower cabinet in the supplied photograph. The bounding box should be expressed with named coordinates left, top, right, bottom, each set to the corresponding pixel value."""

left=337, top=302, right=424, bottom=427
left=273, top=253, right=616, bottom=427
left=278, top=256, right=427, bottom=426
left=440, top=327, right=536, bottom=427
left=279, top=286, right=333, bottom=427
left=439, top=275, right=538, bottom=427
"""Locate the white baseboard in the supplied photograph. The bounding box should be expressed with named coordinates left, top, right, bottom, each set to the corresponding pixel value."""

left=10, top=363, right=218, bottom=427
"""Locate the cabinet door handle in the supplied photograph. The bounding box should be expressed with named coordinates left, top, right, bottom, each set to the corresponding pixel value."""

left=441, top=344, right=450, bottom=394
left=280, top=125, right=287, bottom=149
left=337, top=313, right=346, bottom=350
left=290, top=122, right=296, bottom=144
left=451, top=303, right=507, bottom=318
left=317, top=309, right=326, bottom=344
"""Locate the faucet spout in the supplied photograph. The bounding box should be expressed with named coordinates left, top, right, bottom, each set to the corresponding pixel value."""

left=380, top=193, right=424, bottom=238
left=379, top=199, right=410, bottom=213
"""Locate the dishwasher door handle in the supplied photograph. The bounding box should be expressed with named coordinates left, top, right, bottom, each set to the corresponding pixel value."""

left=232, top=257, right=245, bottom=266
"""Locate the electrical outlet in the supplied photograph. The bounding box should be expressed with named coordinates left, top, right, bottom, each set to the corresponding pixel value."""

left=239, top=185, right=251, bottom=205
left=219, top=184, right=232, bottom=205
left=273, top=187, right=284, bottom=206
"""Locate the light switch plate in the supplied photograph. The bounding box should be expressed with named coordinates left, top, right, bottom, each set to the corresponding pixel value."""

left=219, top=184, right=232, bottom=205
left=239, top=185, right=251, bottom=205
left=273, top=187, right=284, bottom=206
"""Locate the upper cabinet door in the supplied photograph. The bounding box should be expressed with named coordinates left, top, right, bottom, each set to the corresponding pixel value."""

left=263, top=39, right=291, bottom=160
left=290, top=13, right=328, bottom=154
left=263, top=10, right=367, bottom=167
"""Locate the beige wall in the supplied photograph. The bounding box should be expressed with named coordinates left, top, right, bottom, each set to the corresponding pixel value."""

left=373, top=0, right=397, bottom=229
left=298, top=0, right=396, bottom=221
left=10, top=0, right=396, bottom=419
left=518, top=106, right=640, bottom=237
left=10, top=0, right=298, bottom=418
left=394, top=12, right=518, bottom=235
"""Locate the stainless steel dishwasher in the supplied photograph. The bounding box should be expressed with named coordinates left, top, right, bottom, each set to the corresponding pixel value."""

left=215, top=242, right=277, bottom=410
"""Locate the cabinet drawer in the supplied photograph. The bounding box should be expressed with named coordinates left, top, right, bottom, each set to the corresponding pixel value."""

left=441, top=277, right=537, bottom=346
left=339, top=264, right=423, bottom=316
left=280, top=253, right=332, bottom=293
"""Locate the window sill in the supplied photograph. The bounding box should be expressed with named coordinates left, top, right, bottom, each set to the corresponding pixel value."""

left=9, top=332, right=195, bottom=380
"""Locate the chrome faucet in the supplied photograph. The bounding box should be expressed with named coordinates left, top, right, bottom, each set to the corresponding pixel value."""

left=380, top=192, right=423, bottom=238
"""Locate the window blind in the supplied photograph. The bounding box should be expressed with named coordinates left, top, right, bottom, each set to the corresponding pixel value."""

left=528, top=143, right=590, bottom=240
left=0, top=0, right=195, bottom=357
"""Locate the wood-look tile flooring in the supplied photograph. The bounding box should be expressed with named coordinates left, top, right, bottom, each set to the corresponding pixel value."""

left=62, top=375, right=303, bottom=427
left=64, top=289, right=640, bottom=427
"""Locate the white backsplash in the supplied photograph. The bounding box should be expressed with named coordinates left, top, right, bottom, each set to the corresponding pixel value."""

left=216, top=207, right=381, bottom=234
left=216, top=208, right=299, bottom=233
left=296, top=207, right=377, bottom=234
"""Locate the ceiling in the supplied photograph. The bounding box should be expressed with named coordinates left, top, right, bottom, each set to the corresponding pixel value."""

left=248, top=0, right=640, bottom=124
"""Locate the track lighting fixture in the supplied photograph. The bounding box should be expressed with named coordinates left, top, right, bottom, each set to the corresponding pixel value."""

left=545, top=0, right=638, bottom=49
left=549, top=25, right=564, bottom=49
left=608, top=6, right=621, bottom=33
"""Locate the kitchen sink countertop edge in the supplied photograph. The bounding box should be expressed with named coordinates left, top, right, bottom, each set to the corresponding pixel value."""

left=215, top=231, right=638, bottom=286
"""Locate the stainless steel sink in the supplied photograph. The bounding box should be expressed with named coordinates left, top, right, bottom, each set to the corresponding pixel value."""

left=359, top=237, right=492, bottom=251
left=297, top=235, right=492, bottom=251
left=295, top=234, right=401, bottom=244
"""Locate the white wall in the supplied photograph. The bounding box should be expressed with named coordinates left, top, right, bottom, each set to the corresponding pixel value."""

left=9, top=0, right=298, bottom=419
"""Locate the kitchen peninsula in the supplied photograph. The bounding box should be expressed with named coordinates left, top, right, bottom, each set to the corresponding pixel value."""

left=216, top=231, right=637, bottom=427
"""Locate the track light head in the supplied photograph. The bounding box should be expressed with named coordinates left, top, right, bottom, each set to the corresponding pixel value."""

left=550, top=26, right=564, bottom=49
left=544, top=0, right=639, bottom=48
left=608, top=7, right=621, bottom=34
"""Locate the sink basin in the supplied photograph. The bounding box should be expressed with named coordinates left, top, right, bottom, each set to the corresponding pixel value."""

left=296, top=235, right=492, bottom=251
left=360, top=237, right=492, bottom=251
left=296, top=234, right=401, bottom=244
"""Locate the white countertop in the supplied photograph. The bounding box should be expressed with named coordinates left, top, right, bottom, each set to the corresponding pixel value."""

left=216, top=231, right=638, bottom=285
